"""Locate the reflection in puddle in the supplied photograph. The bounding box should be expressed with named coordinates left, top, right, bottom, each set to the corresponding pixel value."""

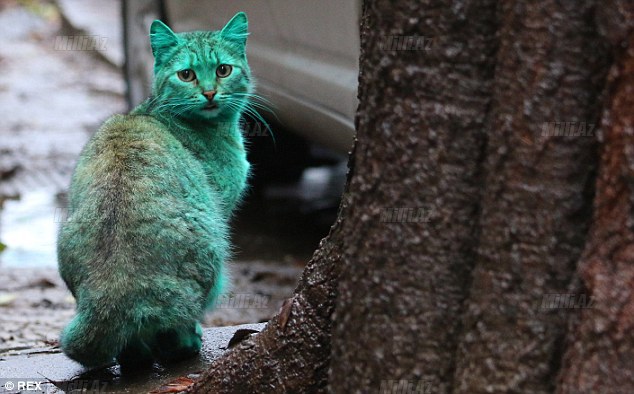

left=1, top=191, right=61, bottom=268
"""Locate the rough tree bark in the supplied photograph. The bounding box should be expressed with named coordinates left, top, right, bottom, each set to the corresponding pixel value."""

left=190, top=1, right=633, bottom=393
left=329, top=0, right=497, bottom=392
left=452, top=1, right=610, bottom=392
left=557, top=2, right=634, bottom=393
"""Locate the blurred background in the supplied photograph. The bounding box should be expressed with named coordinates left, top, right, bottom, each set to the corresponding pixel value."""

left=0, top=0, right=358, bottom=354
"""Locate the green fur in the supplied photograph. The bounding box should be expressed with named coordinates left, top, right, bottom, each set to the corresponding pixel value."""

left=57, top=13, right=251, bottom=368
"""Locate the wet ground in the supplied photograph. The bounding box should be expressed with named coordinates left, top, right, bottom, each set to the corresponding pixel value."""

left=0, top=0, right=323, bottom=361
left=0, top=322, right=267, bottom=393
left=0, top=0, right=125, bottom=198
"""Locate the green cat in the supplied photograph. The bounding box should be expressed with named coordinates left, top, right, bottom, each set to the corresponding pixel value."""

left=57, top=12, right=252, bottom=368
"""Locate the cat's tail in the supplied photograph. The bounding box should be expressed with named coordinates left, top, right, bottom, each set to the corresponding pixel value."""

left=60, top=309, right=128, bottom=368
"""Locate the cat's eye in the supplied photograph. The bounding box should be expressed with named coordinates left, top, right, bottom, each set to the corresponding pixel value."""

left=177, top=69, right=196, bottom=82
left=216, top=64, right=233, bottom=78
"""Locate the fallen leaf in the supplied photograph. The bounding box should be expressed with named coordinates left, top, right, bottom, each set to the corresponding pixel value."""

left=30, top=278, right=56, bottom=288
left=149, top=376, right=195, bottom=394
left=43, top=339, right=60, bottom=347
left=227, top=329, right=259, bottom=349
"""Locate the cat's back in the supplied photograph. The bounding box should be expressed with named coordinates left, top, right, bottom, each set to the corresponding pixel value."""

left=59, top=113, right=227, bottom=288
left=78, top=114, right=184, bottom=178
left=70, top=114, right=208, bottom=202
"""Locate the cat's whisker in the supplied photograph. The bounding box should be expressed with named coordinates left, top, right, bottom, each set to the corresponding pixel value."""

left=232, top=92, right=276, bottom=107
left=240, top=105, right=276, bottom=146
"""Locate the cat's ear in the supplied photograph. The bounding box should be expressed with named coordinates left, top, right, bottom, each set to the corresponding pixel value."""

left=150, top=20, right=179, bottom=65
left=220, top=12, right=249, bottom=48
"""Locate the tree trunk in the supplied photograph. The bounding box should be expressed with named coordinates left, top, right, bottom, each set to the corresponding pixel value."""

left=329, top=0, right=497, bottom=391
left=190, top=1, right=633, bottom=393
left=557, top=2, right=634, bottom=393
left=452, top=1, right=610, bottom=392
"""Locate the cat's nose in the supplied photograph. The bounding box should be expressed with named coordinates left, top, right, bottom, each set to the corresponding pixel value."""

left=202, top=90, right=216, bottom=101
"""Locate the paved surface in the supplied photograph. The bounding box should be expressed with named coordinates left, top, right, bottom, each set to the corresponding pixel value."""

left=0, top=322, right=266, bottom=393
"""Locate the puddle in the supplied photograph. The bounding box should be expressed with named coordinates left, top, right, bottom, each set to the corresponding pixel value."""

left=0, top=187, right=329, bottom=269
left=0, top=190, right=61, bottom=268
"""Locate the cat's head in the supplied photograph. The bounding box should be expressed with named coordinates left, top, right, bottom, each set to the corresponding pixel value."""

left=148, top=12, right=252, bottom=122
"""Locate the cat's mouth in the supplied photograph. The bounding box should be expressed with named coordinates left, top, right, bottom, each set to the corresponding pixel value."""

left=202, top=103, right=218, bottom=111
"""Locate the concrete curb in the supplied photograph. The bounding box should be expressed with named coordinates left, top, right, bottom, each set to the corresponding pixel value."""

left=0, top=322, right=266, bottom=393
